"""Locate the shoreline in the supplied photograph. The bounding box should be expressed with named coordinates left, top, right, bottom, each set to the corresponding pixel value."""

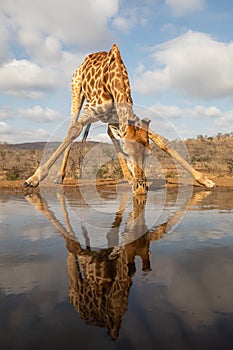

left=1, top=175, right=233, bottom=194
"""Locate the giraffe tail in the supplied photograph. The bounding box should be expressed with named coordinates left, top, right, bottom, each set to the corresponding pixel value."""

left=82, top=123, right=91, bottom=143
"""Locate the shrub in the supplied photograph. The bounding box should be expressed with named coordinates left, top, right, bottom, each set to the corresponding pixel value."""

left=6, top=166, right=20, bottom=181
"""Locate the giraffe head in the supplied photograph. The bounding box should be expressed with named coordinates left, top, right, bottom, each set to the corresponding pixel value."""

left=110, top=118, right=151, bottom=195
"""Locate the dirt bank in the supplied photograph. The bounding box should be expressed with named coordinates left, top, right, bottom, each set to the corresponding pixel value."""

left=1, top=175, right=233, bottom=194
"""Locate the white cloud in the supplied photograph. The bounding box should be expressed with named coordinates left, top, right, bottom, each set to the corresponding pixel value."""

left=0, top=121, right=12, bottom=135
left=87, top=133, right=111, bottom=143
left=112, top=6, right=148, bottom=33
left=0, top=0, right=120, bottom=99
left=150, top=103, right=183, bottom=119
left=1, top=0, right=118, bottom=51
left=186, top=105, right=221, bottom=119
left=19, top=106, right=63, bottom=123
left=134, top=31, right=233, bottom=100
left=165, top=0, right=206, bottom=17
left=0, top=59, right=57, bottom=98
left=148, top=103, right=233, bottom=137
left=0, top=121, right=50, bottom=143
left=215, top=110, right=233, bottom=128
left=0, top=51, right=86, bottom=99
left=18, top=31, right=63, bottom=65
left=150, top=103, right=223, bottom=121
left=112, top=16, right=132, bottom=33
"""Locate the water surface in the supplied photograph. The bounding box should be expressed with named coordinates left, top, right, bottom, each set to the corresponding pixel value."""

left=0, top=187, right=232, bottom=350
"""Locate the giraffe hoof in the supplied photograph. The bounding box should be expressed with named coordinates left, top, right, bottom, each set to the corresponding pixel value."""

left=205, top=179, right=216, bottom=188
left=54, top=176, right=63, bottom=184
left=23, top=179, right=39, bottom=187
left=23, top=181, right=36, bottom=188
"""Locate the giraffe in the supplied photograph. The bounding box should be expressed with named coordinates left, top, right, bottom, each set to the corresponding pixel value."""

left=24, top=43, right=151, bottom=195
left=24, top=44, right=215, bottom=192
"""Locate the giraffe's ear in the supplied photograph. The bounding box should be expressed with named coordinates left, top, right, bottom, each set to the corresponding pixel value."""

left=109, top=125, right=123, bottom=140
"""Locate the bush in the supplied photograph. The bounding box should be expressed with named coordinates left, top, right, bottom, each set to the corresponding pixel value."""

left=6, top=172, right=19, bottom=181
left=6, top=166, right=20, bottom=181
left=166, top=171, right=177, bottom=179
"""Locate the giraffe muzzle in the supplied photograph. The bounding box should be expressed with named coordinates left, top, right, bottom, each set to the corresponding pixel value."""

left=132, top=179, right=148, bottom=195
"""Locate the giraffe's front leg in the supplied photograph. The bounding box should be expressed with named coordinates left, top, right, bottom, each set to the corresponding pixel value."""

left=117, top=152, right=134, bottom=183
left=24, top=165, right=49, bottom=187
left=24, top=122, right=83, bottom=187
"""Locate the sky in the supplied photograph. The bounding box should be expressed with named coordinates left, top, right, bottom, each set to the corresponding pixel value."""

left=0, top=0, right=233, bottom=143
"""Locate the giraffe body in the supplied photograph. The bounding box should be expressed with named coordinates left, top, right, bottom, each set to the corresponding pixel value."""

left=70, top=45, right=135, bottom=128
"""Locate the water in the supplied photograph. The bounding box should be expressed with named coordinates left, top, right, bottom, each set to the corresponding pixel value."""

left=0, top=186, right=233, bottom=350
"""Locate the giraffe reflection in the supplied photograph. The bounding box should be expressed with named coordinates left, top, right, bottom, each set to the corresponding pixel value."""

left=26, top=191, right=169, bottom=339
left=26, top=189, right=210, bottom=340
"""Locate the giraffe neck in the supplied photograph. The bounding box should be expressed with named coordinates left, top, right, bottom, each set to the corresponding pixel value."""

left=116, top=103, right=141, bottom=133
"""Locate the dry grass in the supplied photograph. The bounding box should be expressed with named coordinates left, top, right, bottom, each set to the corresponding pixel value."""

left=0, top=134, right=232, bottom=183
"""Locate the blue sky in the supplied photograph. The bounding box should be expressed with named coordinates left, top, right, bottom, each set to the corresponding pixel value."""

left=0, top=0, right=233, bottom=143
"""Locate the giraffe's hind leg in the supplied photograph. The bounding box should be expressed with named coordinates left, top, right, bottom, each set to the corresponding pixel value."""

left=54, top=144, right=72, bottom=184
left=107, top=125, right=133, bottom=184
